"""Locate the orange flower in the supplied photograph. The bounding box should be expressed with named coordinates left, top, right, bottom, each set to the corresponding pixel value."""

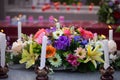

left=46, top=45, right=56, bottom=58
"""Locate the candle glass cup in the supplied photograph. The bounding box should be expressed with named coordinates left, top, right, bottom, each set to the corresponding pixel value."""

left=100, top=66, right=114, bottom=80
left=0, top=65, right=9, bottom=79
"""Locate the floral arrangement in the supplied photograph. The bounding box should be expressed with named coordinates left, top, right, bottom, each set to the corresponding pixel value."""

left=98, top=0, right=120, bottom=24
left=10, top=24, right=107, bottom=72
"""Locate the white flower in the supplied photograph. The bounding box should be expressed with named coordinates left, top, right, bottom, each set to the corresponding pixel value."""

left=95, top=40, right=104, bottom=51
left=11, top=39, right=24, bottom=55
left=48, top=54, right=62, bottom=67
left=110, top=54, right=117, bottom=61
left=108, top=40, right=117, bottom=53
left=52, top=30, right=63, bottom=39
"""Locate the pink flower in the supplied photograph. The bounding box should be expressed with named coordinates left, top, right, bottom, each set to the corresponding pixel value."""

left=77, top=27, right=93, bottom=39
left=63, top=29, right=71, bottom=36
left=66, top=54, right=80, bottom=67
left=82, top=30, right=94, bottom=39
left=34, top=29, right=46, bottom=44
left=74, top=47, right=86, bottom=59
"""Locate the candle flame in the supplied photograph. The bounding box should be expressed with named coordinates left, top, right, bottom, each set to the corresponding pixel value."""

left=54, top=18, right=58, bottom=22
left=1, top=29, right=4, bottom=33
left=108, top=25, right=112, bottom=29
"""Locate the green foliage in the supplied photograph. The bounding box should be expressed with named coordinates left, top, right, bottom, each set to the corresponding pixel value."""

left=111, top=58, right=120, bottom=70
left=116, top=26, right=120, bottom=32
left=98, top=1, right=115, bottom=24
left=77, top=62, right=96, bottom=72
left=69, top=40, right=80, bottom=53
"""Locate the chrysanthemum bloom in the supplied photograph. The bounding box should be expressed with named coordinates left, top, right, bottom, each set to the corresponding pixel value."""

left=108, top=40, right=117, bottom=53
left=66, top=54, right=80, bottom=67
left=46, top=45, right=56, bottom=58
left=54, top=36, right=70, bottom=50
left=74, top=47, right=86, bottom=59
left=12, top=39, right=24, bottom=55
left=34, top=29, right=46, bottom=44
left=48, top=54, right=62, bottom=67
left=52, top=30, right=63, bottom=39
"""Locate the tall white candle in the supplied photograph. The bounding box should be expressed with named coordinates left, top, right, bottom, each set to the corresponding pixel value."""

left=93, top=33, right=97, bottom=42
left=108, top=25, right=113, bottom=40
left=0, top=33, right=6, bottom=68
left=39, top=35, right=48, bottom=69
left=103, top=39, right=110, bottom=69
left=56, top=22, right=60, bottom=30
left=18, top=19, right=22, bottom=40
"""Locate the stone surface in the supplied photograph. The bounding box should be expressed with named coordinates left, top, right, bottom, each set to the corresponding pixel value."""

left=0, top=68, right=120, bottom=80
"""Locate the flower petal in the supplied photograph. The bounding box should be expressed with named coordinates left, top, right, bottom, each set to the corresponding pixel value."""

left=91, top=60, right=97, bottom=68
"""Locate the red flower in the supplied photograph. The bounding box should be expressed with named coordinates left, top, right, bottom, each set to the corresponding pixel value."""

left=113, top=11, right=120, bottom=19
left=77, top=27, right=94, bottom=39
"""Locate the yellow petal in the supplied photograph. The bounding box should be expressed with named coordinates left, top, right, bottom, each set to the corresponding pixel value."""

left=22, top=49, right=29, bottom=58
left=87, top=45, right=92, bottom=56
left=19, top=58, right=28, bottom=63
left=26, top=59, right=35, bottom=68
left=84, top=57, right=91, bottom=63
left=29, top=43, right=33, bottom=55
left=91, top=60, right=97, bottom=68
left=35, top=54, right=39, bottom=60
left=94, top=56, right=104, bottom=63
left=92, top=45, right=99, bottom=54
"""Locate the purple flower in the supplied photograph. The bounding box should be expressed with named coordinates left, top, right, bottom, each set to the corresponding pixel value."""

left=54, top=36, right=70, bottom=50
left=74, top=36, right=88, bottom=46
left=46, top=27, right=56, bottom=33
left=108, top=1, right=113, bottom=6
left=66, top=54, right=80, bottom=67
left=74, top=36, right=82, bottom=42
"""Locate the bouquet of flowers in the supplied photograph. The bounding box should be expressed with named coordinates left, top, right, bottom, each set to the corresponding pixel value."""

left=11, top=23, right=106, bottom=72
left=98, top=0, right=120, bottom=24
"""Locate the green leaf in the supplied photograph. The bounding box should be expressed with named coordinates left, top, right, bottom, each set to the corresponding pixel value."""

left=116, top=26, right=120, bottom=32
left=77, top=59, right=84, bottom=63
left=88, top=62, right=96, bottom=71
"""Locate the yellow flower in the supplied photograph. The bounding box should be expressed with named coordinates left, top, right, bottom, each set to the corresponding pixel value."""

left=19, top=43, right=39, bottom=68
left=84, top=45, right=104, bottom=68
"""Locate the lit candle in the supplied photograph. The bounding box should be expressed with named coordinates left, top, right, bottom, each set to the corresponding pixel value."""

left=103, top=39, right=110, bottom=69
left=108, top=25, right=113, bottom=40
left=18, top=18, right=22, bottom=40
left=0, top=33, right=6, bottom=68
left=39, top=35, right=48, bottom=69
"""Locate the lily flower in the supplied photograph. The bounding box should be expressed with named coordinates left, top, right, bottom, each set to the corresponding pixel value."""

left=84, top=45, right=104, bottom=68
left=19, top=43, right=39, bottom=68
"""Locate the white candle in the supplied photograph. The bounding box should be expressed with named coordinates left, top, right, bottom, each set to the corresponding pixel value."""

left=0, top=33, right=6, bottom=68
left=108, top=25, right=113, bottom=40
left=103, top=39, right=110, bottom=69
left=93, top=33, right=97, bottom=42
left=32, top=0, right=37, bottom=6
left=56, top=22, right=60, bottom=30
left=39, top=35, right=48, bottom=69
left=18, top=19, right=22, bottom=40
